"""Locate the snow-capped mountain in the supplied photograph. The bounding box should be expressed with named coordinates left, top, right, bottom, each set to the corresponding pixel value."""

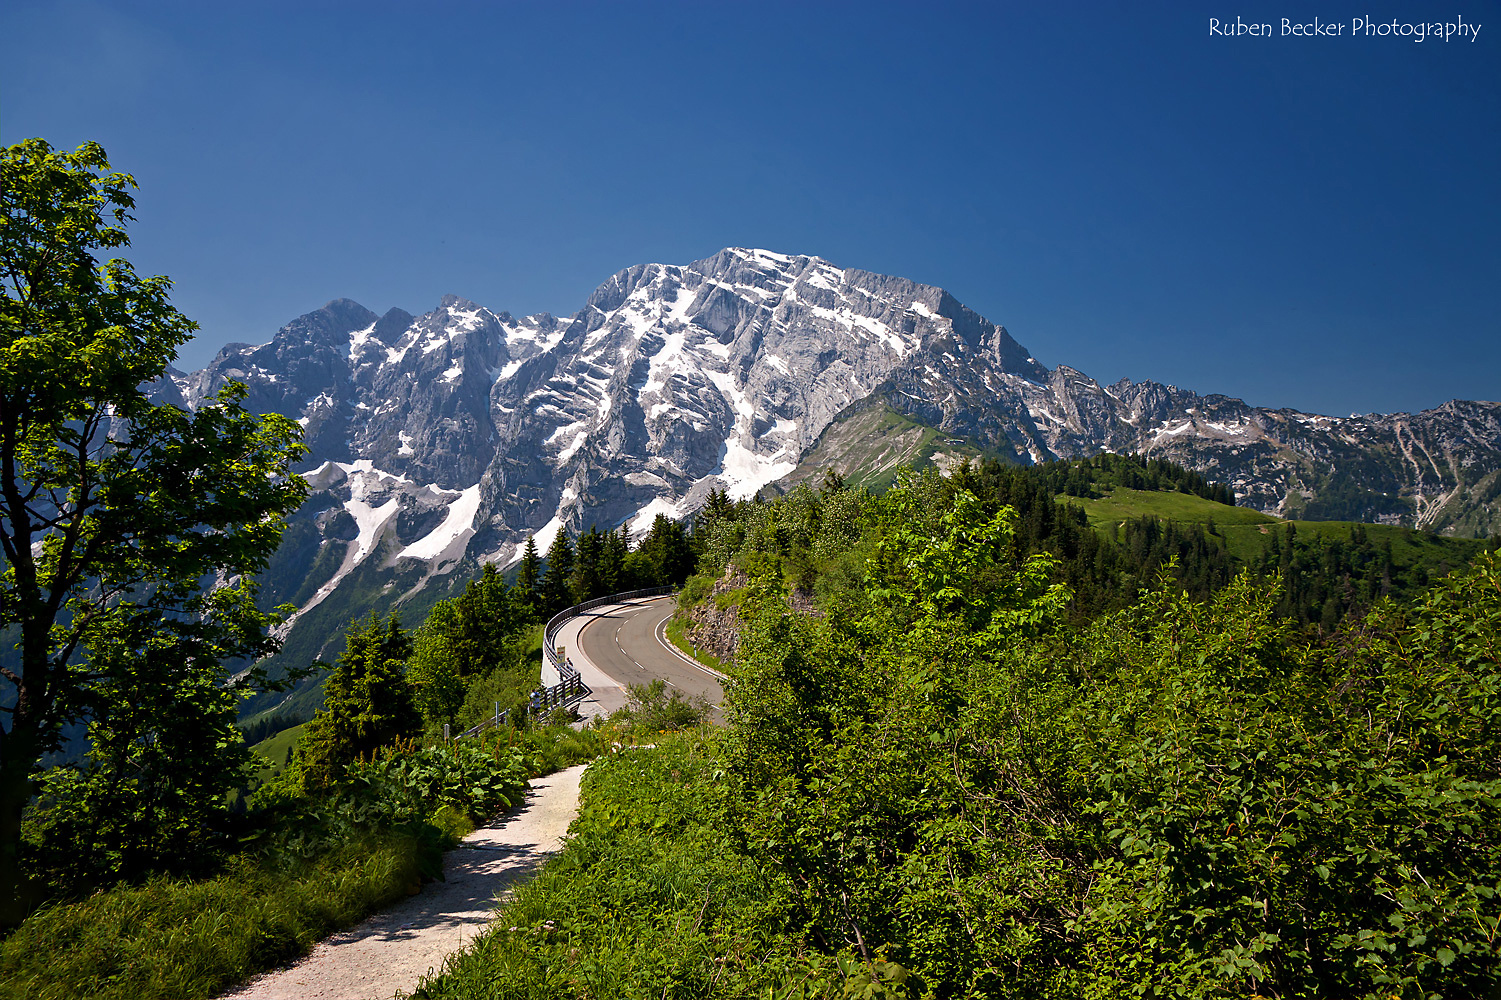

left=175, top=247, right=1501, bottom=687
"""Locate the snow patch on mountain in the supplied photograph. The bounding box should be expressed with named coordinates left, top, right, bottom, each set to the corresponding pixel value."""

left=347, top=496, right=400, bottom=562
left=628, top=496, right=683, bottom=535
left=180, top=248, right=1501, bottom=654
left=398, top=484, right=482, bottom=565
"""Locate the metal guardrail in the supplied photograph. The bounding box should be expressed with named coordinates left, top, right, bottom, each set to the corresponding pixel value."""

left=449, top=585, right=674, bottom=741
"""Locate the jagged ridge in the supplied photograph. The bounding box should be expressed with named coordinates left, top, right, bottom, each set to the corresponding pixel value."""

left=168, top=247, right=1501, bottom=689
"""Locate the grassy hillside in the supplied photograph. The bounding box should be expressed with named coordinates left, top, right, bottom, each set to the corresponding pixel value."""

left=248, top=723, right=305, bottom=786
left=1068, top=486, right=1276, bottom=528
left=1065, top=484, right=1489, bottom=580
left=780, top=399, right=1001, bottom=492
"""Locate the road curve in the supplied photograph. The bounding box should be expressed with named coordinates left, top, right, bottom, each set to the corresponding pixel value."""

left=561, top=596, right=724, bottom=722
left=580, top=597, right=724, bottom=703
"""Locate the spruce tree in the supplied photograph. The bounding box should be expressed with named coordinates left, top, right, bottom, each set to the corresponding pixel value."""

left=695, top=488, right=735, bottom=538
left=515, top=535, right=543, bottom=616
left=296, top=614, right=419, bottom=791
left=541, top=531, right=575, bottom=613
left=600, top=526, right=628, bottom=594
left=450, top=564, right=523, bottom=677
left=571, top=526, right=605, bottom=604
left=638, top=513, right=694, bottom=586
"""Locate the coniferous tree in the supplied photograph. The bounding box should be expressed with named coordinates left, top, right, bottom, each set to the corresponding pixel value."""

left=296, top=614, right=419, bottom=791
left=696, top=488, right=735, bottom=537
left=407, top=564, right=531, bottom=732
left=449, top=564, right=524, bottom=677
left=600, top=526, right=628, bottom=594
left=638, top=513, right=695, bottom=586
left=571, top=526, right=605, bottom=604
left=541, top=531, right=575, bottom=613
left=515, top=536, right=543, bottom=617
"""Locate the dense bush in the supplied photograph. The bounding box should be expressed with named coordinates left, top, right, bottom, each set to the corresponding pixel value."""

left=607, top=678, right=714, bottom=738
left=710, top=480, right=1501, bottom=997
left=347, top=739, right=530, bottom=827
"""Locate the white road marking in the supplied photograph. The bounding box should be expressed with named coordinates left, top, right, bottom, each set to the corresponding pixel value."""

left=654, top=611, right=728, bottom=681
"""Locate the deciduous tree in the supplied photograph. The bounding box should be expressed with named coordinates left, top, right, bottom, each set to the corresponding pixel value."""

left=0, top=139, right=306, bottom=923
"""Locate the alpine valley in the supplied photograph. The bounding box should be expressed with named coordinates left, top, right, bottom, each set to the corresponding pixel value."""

left=163, top=248, right=1501, bottom=713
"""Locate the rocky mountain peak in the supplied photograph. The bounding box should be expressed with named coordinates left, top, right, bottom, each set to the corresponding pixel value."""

left=175, top=249, right=1501, bottom=677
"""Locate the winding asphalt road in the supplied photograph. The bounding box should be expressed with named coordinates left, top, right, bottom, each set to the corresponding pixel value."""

left=566, top=596, right=725, bottom=721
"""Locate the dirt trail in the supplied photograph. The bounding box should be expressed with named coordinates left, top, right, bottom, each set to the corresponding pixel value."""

left=221, top=763, right=586, bottom=1000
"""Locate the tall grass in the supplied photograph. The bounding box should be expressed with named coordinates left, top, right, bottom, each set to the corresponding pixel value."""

left=0, top=832, right=431, bottom=1000
left=409, top=733, right=833, bottom=1000
left=2, top=719, right=604, bottom=1000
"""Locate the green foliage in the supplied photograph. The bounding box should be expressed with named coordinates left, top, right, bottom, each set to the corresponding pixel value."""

left=570, top=526, right=607, bottom=606
left=515, top=535, right=543, bottom=611
left=413, top=734, right=915, bottom=1000
left=445, top=564, right=531, bottom=679
left=412, top=733, right=923, bottom=1000
left=869, top=478, right=1069, bottom=634
left=294, top=613, right=420, bottom=791
left=5, top=557, right=601, bottom=998
left=407, top=617, right=470, bottom=733
left=510, top=719, right=607, bottom=776
left=453, top=668, right=534, bottom=734
left=22, top=637, right=252, bottom=895
left=0, top=138, right=307, bottom=923
left=346, top=738, right=530, bottom=827
left=409, top=493, right=1501, bottom=998
left=520, top=515, right=695, bottom=621
left=632, top=513, right=696, bottom=587
left=406, top=565, right=534, bottom=732
left=690, top=480, right=876, bottom=602
left=1040, top=558, right=1501, bottom=996
left=1234, top=519, right=1490, bottom=628
left=541, top=530, right=575, bottom=613
left=608, top=678, right=713, bottom=738
left=254, top=720, right=597, bottom=860
left=718, top=477, right=1073, bottom=982
left=714, top=472, right=1501, bottom=995
left=0, top=831, right=433, bottom=1000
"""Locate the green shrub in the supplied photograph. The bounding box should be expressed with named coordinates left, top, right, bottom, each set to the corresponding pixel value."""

left=346, top=738, right=529, bottom=827
left=676, top=572, right=715, bottom=607
left=604, top=679, right=712, bottom=739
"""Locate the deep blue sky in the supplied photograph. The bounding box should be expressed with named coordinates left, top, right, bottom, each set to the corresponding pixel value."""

left=4, top=1, right=1497, bottom=416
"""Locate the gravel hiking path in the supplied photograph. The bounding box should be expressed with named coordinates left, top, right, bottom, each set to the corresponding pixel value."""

left=221, top=763, right=588, bottom=1000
